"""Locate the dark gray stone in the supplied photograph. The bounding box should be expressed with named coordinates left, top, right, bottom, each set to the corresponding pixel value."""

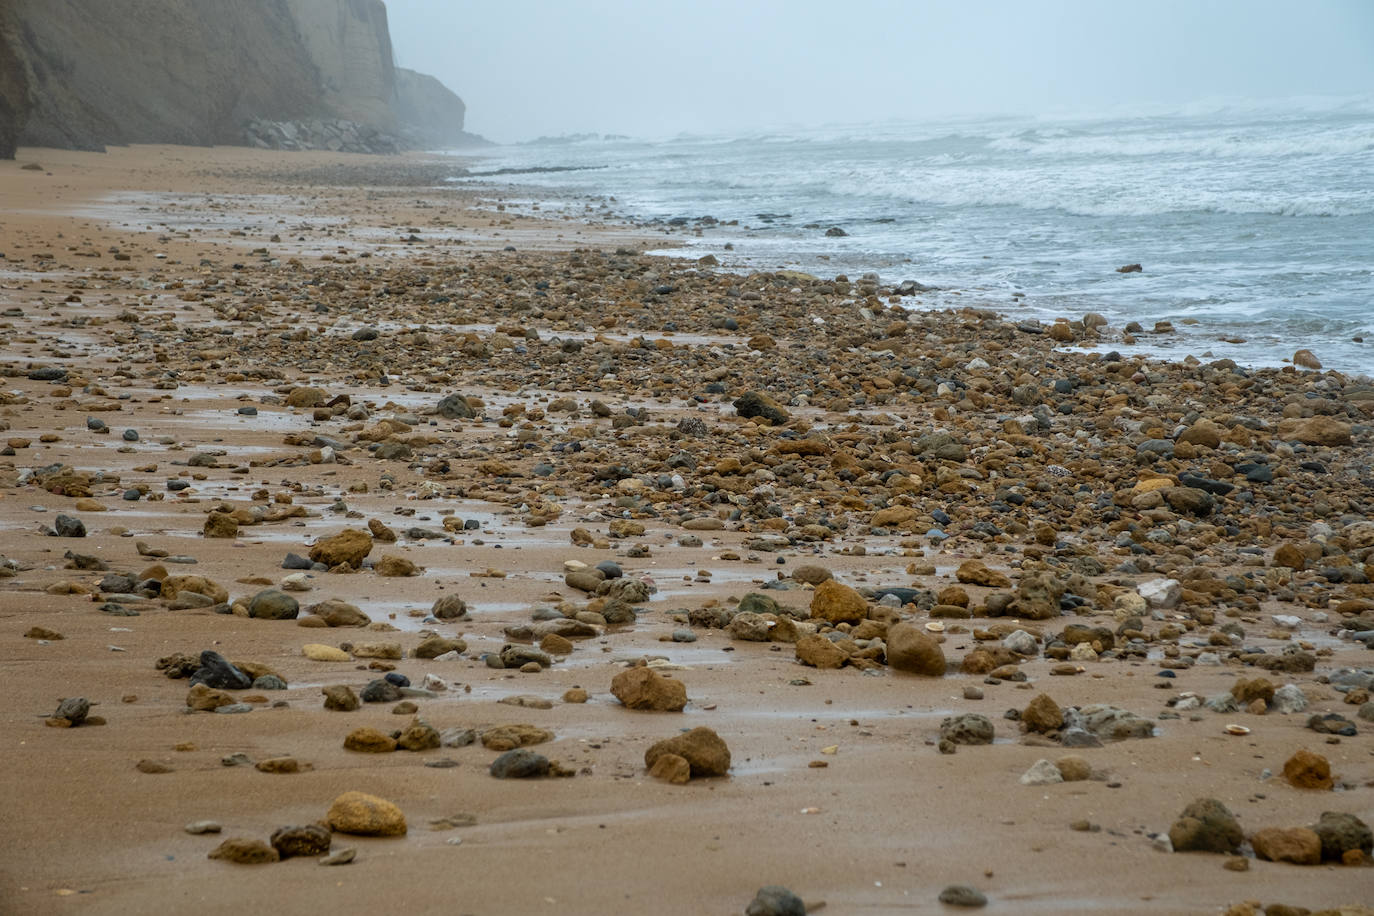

left=190, top=651, right=253, bottom=690
left=745, top=885, right=806, bottom=916
left=489, top=748, right=551, bottom=779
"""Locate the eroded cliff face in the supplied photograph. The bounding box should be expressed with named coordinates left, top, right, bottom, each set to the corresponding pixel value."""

left=395, top=67, right=483, bottom=149
left=0, top=0, right=471, bottom=157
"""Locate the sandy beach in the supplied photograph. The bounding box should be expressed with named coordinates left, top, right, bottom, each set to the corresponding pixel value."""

left=1, top=144, right=1371, bottom=916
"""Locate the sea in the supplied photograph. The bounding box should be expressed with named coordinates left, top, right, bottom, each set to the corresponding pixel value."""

left=447, top=100, right=1374, bottom=376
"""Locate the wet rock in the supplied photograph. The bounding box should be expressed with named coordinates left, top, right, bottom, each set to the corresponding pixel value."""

left=1309, top=811, right=1372, bottom=862
left=360, top=679, right=402, bottom=703
left=344, top=727, right=397, bottom=752
left=53, top=515, right=86, bottom=538
left=791, top=565, right=832, bottom=586
left=397, top=719, right=441, bottom=751
left=1251, top=827, right=1322, bottom=865
left=885, top=623, right=945, bottom=676
left=809, top=579, right=868, bottom=624
left=1169, top=798, right=1242, bottom=853
left=436, top=393, right=476, bottom=419
left=733, top=391, right=790, bottom=425
left=490, top=748, right=551, bottom=779
left=644, top=726, right=731, bottom=777
left=1078, top=704, right=1155, bottom=741
left=208, top=837, right=279, bottom=864
left=415, top=636, right=466, bottom=659
left=53, top=697, right=90, bottom=725
left=1282, top=748, right=1333, bottom=790
left=270, top=824, right=332, bottom=858
left=327, top=791, right=406, bottom=836
left=307, top=599, right=370, bottom=627
left=611, top=666, right=687, bottom=710
left=1307, top=713, right=1357, bottom=736
left=938, top=885, right=988, bottom=908
left=248, top=588, right=299, bottom=620
left=1022, top=694, right=1064, bottom=733
left=375, top=554, right=420, bottom=577
left=309, top=528, right=373, bottom=569
left=431, top=594, right=467, bottom=619
left=745, top=886, right=806, bottom=916
left=940, top=713, right=994, bottom=746
left=795, top=634, right=848, bottom=669
left=190, top=651, right=253, bottom=690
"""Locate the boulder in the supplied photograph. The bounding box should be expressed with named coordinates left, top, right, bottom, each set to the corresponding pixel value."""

left=956, top=560, right=1011, bottom=589
left=1309, top=811, right=1372, bottom=861
left=939, top=713, right=994, bottom=746
left=431, top=594, right=467, bottom=619
left=326, top=791, right=406, bottom=836
left=610, top=667, right=687, bottom=711
left=795, top=634, right=848, bottom=669
left=309, top=529, right=373, bottom=569
left=1169, top=798, right=1242, bottom=853
left=248, top=588, right=299, bottom=620
left=1022, top=694, right=1064, bottom=733
left=269, top=825, right=332, bottom=858
left=1277, top=416, right=1353, bottom=447
left=885, top=623, right=945, bottom=676
left=1251, top=827, right=1321, bottom=865
left=644, top=726, right=731, bottom=777
left=809, top=579, right=868, bottom=624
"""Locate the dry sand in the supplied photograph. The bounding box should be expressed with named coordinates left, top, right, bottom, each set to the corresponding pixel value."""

left=0, top=145, right=1371, bottom=916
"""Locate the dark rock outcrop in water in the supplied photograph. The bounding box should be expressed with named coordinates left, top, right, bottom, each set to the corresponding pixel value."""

left=0, top=0, right=475, bottom=158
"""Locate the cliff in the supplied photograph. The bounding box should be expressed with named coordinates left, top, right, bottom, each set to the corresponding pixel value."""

left=0, top=0, right=475, bottom=157
left=394, top=67, right=488, bottom=149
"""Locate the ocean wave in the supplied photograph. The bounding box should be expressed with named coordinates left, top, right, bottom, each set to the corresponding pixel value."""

left=987, top=123, right=1374, bottom=159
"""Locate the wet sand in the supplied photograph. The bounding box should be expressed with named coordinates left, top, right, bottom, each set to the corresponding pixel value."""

left=1, top=145, right=1371, bottom=916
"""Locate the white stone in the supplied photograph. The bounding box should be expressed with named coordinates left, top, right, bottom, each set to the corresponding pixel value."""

left=1002, top=629, right=1037, bottom=656
left=1271, top=684, right=1308, bottom=715
left=1019, top=759, right=1063, bottom=786
left=1137, top=578, right=1181, bottom=610
left=1271, top=614, right=1302, bottom=630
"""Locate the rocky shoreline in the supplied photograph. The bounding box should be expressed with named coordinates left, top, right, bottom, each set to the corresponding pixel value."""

left=0, top=146, right=1370, bottom=915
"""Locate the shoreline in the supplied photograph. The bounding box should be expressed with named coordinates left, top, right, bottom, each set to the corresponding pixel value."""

left=1, top=144, right=1372, bottom=916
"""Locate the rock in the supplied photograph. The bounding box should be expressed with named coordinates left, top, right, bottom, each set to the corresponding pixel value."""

left=499, top=644, right=551, bottom=669
left=745, top=886, right=806, bottom=916
left=326, top=791, right=406, bottom=836
left=490, top=748, right=551, bottom=779
left=397, top=720, right=440, bottom=751
left=1019, top=759, right=1063, bottom=786
left=1282, top=748, right=1333, bottom=790
left=162, top=574, right=228, bottom=604
left=1002, top=629, right=1038, bottom=656
left=303, top=644, right=351, bottom=662
left=360, top=679, right=402, bottom=703
left=1231, top=677, right=1274, bottom=706
left=309, top=529, right=373, bottom=569
left=343, top=727, right=397, bottom=752
left=351, top=642, right=402, bottom=660
left=728, top=612, right=773, bottom=642
left=1307, top=713, right=1357, bottom=736
left=1078, top=704, right=1155, bottom=741
left=436, top=393, right=476, bottom=419
left=1293, top=349, right=1322, bottom=369
left=791, top=564, right=832, bottom=585
left=1278, top=416, right=1352, bottom=447
left=286, top=386, right=327, bottom=408
left=938, top=885, right=988, bottom=907
left=481, top=724, right=553, bottom=751
left=1056, top=755, right=1092, bottom=782
left=375, top=554, right=420, bottom=577
left=644, top=726, right=731, bottom=777
left=1251, top=827, right=1321, bottom=865
left=648, top=752, right=692, bottom=784
left=1168, top=798, right=1242, bottom=853
left=733, top=391, right=790, bottom=425
left=956, top=560, right=1011, bottom=588
left=940, top=713, right=994, bottom=746
left=1138, top=578, right=1181, bottom=609
left=1022, top=694, right=1064, bottom=733
left=1271, top=684, right=1308, bottom=714
left=307, top=599, right=370, bottom=627
left=53, top=697, right=90, bottom=725
left=207, top=838, right=279, bottom=864
left=885, top=623, right=945, bottom=676
left=184, top=820, right=222, bottom=835
left=809, top=579, right=868, bottom=624
left=318, top=848, right=356, bottom=866
left=203, top=512, right=238, bottom=539
left=1309, top=811, right=1372, bottom=861
left=186, top=683, right=236, bottom=711
left=254, top=756, right=298, bottom=773
left=611, top=666, right=687, bottom=710
left=270, top=824, right=332, bottom=858
left=1014, top=570, right=1063, bottom=619
left=415, top=635, right=466, bottom=659
left=248, top=588, right=299, bottom=620
left=53, top=514, right=86, bottom=537
left=431, top=594, right=467, bottom=619
left=794, top=634, right=848, bottom=669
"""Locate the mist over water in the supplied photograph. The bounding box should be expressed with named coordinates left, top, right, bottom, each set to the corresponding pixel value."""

left=448, top=102, right=1374, bottom=375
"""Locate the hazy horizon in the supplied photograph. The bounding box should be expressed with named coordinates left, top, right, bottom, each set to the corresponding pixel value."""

left=385, top=0, right=1374, bottom=144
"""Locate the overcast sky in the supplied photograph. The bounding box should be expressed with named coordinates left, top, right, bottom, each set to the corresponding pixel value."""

left=384, top=0, right=1374, bottom=143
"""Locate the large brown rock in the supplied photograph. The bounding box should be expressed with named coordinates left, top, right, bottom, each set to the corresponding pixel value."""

left=326, top=791, right=406, bottom=836
left=1282, top=748, right=1333, bottom=790
left=203, top=511, right=238, bottom=539
left=162, top=574, right=228, bottom=605
left=480, top=724, right=553, bottom=751
left=1169, top=798, right=1242, bottom=853
left=795, top=634, right=848, bottom=669
left=885, top=623, right=945, bottom=676
left=309, top=528, right=373, bottom=569
left=1251, top=827, right=1322, bottom=865
left=644, top=726, right=731, bottom=777
left=307, top=599, right=370, bottom=627
left=286, top=386, right=328, bottom=408
left=1022, top=693, right=1064, bottom=733
left=610, top=667, right=687, bottom=711
left=956, top=560, right=1012, bottom=589
left=186, top=683, right=235, bottom=711
left=1277, top=416, right=1353, bottom=447
left=343, top=727, right=396, bottom=753
left=809, top=579, right=868, bottom=624
left=1015, top=570, right=1065, bottom=620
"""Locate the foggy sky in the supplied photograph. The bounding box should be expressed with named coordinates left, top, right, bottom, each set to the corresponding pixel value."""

left=385, top=0, right=1374, bottom=143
